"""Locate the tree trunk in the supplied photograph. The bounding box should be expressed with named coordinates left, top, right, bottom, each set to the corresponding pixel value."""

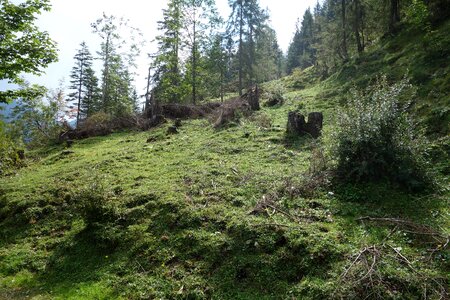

left=192, top=19, right=197, bottom=105
left=145, top=66, right=153, bottom=118
left=238, top=0, right=243, bottom=96
left=220, top=62, right=224, bottom=102
left=389, top=0, right=400, bottom=33
left=102, top=34, right=111, bottom=113
left=76, top=58, right=83, bottom=128
left=249, top=25, right=254, bottom=86
left=341, top=0, right=348, bottom=60
left=353, top=0, right=364, bottom=53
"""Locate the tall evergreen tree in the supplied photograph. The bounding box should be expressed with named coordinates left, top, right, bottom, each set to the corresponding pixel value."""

left=181, top=0, right=220, bottom=104
left=81, top=67, right=101, bottom=118
left=153, top=0, right=185, bottom=103
left=287, top=20, right=302, bottom=73
left=91, top=14, right=141, bottom=115
left=287, top=9, right=316, bottom=73
left=68, top=42, right=95, bottom=126
left=254, top=26, right=284, bottom=82
left=204, top=34, right=227, bottom=101
left=227, top=0, right=269, bottom=93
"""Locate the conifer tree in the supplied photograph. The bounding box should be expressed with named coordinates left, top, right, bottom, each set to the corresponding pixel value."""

left=82, top=67, right=101, bottom=118
left=181, top=0, right=220, bottom=104
left=68, top=42, right=96, bottom=126
left=227, top=0, right=270, bottom=93
left=91, top=14, right=141, bottom=115
left=153, top=0, right=185, bottom=103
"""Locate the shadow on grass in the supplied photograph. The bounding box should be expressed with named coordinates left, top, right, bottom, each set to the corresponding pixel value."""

left=38, top=228, right=119, bottom=295
left=268, top=133, right=315, bottom=151
left=332, top=182, right=447, bottom=232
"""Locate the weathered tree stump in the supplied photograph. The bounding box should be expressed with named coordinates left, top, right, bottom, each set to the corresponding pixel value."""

left=167, top=125, right=178, bottom=135
left=17, top=149, right=25, bottom=160
left=243, top=85, right=260, bottom=111
left=306, top=112, right=323, bottom=138
left=286, top=111, right=323, bottom=138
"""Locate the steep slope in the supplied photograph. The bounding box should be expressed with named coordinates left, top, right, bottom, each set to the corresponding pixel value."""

left=0, top=21, right=449, bottom=300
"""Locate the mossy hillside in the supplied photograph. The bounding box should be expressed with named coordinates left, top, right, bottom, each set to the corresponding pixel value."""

left=287, top=20, right=450, bottom=137
left=1, top=82, right=449, bottom=299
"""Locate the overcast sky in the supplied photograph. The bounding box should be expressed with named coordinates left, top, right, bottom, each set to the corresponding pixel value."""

left=2, top=0, right=318, bottom=95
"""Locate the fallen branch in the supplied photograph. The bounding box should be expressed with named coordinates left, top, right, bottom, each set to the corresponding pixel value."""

left=357, top=216, right=448, bottom=242
left=339, top=243, right=449, bottom=299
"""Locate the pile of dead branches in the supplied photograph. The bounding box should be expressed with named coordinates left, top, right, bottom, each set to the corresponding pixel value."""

left=338, top=243, right=448, bottom=299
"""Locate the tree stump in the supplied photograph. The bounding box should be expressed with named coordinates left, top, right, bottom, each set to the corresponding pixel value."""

left=287, top=112, right=307, bottom=135
left=17, top=149, right=25, bottom=160
left=167, top=125, right=178, bottom=135
left=306, top=112, right=323, bottom=138
left=244, top=85, right=260, bottom=111
left=286, top=111, right=323, bottom=138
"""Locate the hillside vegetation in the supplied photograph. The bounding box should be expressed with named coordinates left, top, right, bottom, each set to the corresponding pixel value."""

left=1, top=19, right=449, bottom=300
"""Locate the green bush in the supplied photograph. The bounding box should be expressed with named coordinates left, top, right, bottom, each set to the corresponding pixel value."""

left=78, top=112, right=112, bottom=136
left=72, top=180, right=124, bottom=247
left=0, top=122, right=24, bottom=176
left=73, top=181, right=120, bottom=225
left=262, top=81, right=286, bottom=106
left=332, top=76, right=433, bottom=190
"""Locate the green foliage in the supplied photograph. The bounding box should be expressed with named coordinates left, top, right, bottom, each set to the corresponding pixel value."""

left=10, top=84, right=65, bottom=147
left=332, top=76, right=433, bottom=190
left=78, top=112, right=112, bottom=136
left=0, top=12, right=449, bottom=299
left=91, top=14, right=142, bottom=116
left=68, top=42, right=101, bottom=124
left=0, top=122, right=23, bottom=176
left=71, top=178, right=124, bottom=249
left=405, top=0, right=430, bottom=29
left=73, top=181, right=119, bottom=226
left=287, top=9, right=315, bottom=73
left=0, top=0, right=58, bottom=103
left=152, top=0, right=186, bottom=103
left=262, top=81, right=285, bottom=106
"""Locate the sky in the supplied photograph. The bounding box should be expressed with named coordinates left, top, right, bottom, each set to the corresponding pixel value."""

left=1, top=0, right=319, bottom=96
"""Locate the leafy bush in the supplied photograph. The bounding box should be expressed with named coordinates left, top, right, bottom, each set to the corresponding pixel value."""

left=10, top=85, right=66, bottom=147
left=250, top=112, right=272, bottom=129
left=262, top=82, right=286, bottom=106
left=332, top=76, right=433, bottom=190
left=71, top=179, right=125, bottom=247
left=72, top=180, right=120, bottom=226
left=78, top=112, right=112, bottom=135
left=405, top=0, right=430, bottom=29
left=0, top=122, right=24, bottom=176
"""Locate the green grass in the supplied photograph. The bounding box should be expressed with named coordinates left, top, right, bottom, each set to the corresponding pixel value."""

left=1, top=85, right=448, bottom=299
left=1, top=21, right=449, bottom=299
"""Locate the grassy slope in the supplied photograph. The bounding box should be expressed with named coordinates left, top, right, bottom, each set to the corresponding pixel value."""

left=1, top=23, right=449, bottom=300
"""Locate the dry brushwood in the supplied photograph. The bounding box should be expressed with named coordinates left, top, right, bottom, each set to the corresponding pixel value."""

left=339, top=243, right=449, bottom=299
left=357, top=217, right=448, bottom=244
left=250, top=193, right=318, bottom=223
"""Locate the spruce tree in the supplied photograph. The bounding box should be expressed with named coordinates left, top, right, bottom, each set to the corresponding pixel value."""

left=82, top=67, right=101, bottom=118
left=153, top=0, right=185, bottom=103
left=181, top=0, right=220, bottom=104
left=227, top=0, right=270, bottom=93
left=92, top=14, right=141, bottom=115
left=68, top=42, right=95, bottom=126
